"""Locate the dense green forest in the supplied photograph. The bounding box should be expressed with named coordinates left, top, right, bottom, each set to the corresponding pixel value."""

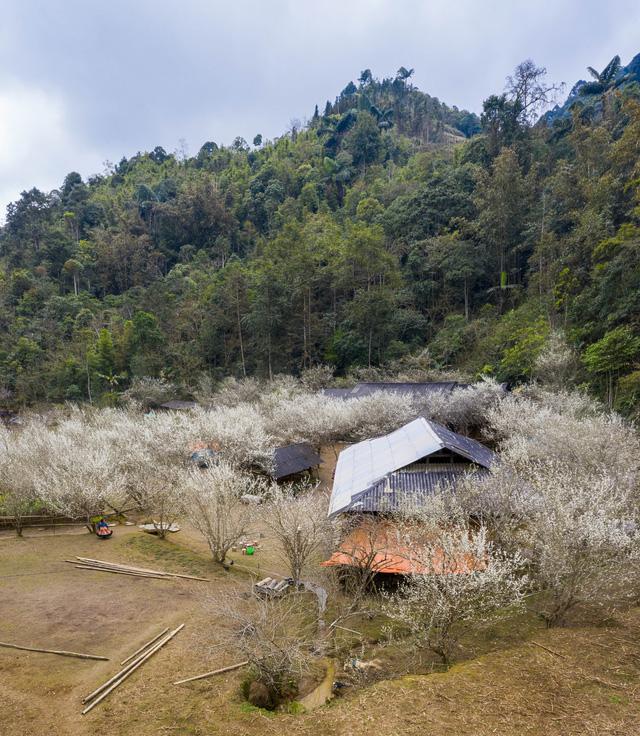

left=1, top=59, right=640, bottom=413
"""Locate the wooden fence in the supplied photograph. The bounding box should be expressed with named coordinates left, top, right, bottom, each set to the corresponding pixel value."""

left=0, top=514, right=85, bottom=532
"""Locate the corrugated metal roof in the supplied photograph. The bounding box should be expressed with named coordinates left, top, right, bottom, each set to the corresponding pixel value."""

left=346, top=468, right=488, bottom=513
left=329, top=417, right=495, bottom=515
left=425, top=419, right=496, bottom=469
left=272, top=443, right=322, bottom=480
left=329, top=418, right=443, bottom=514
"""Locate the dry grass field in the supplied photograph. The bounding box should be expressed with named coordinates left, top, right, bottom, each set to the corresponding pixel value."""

left=2, top=526, right=640, bottom=736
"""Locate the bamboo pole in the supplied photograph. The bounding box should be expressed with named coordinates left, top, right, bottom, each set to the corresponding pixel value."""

left=66, top=560, right=162, bottom=577
left=75, top=557, right=169, bottom=574
left=82, top=624, right=184, bottom=714
left=174, top=660, right=249, bottom=685
left=0, top=641, right=108, bottom=661
left=77, top=557, right=200, bottom=582
left=83, top=630, right=171, bottom=704
left=530, top=640, right=566, bottom=658
left=74, top=557, right=209, bottom=582
left=121, top=628, right=170, bottom=665
left=72, top=565, right=167, bottom=580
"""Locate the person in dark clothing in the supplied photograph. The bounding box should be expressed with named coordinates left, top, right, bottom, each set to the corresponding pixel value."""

left=96, top=517, right=112, bottom=538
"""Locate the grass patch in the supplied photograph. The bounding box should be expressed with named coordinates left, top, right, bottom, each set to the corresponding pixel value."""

left=238, top=701, right=277, bottom=716
left=287, top=700, right=306, bottom=714
left=122, top=533, right=217, bottom=577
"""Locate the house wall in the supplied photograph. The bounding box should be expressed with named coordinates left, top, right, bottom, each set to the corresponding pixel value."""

left=318, top=443, right=349, bottom=491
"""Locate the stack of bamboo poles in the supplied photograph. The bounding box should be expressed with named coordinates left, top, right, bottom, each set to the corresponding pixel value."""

left=64, top=557, right=209, bottom=582
left=82, top=625, right=184, bottom=715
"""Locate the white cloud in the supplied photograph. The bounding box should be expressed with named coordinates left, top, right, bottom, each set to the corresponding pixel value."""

left=1, top=1, right=639, bottom=218
left=0, top=81, right=102, bottom=220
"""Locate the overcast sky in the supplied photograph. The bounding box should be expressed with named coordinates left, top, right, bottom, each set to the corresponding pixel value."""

left=1, top=0, right=639, bottom=216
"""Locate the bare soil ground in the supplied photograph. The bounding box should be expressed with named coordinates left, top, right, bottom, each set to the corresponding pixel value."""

left=1, top=527, right=639, bottom=736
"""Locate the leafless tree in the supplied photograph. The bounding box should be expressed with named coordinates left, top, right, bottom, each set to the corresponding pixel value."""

left=182, top=463, right=263, bottom=566
left=0, top=427, right=36, bottom=536
left=385, top=504, right=527, bottom=663
left=505, top=59, right=564, bottom=125
left=206, top=588, right=319, bottom=708
left=262, top=485, right=332, bottom=582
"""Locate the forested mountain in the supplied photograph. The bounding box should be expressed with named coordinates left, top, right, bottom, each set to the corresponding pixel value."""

left=544, top=52, right=640, bottom=122
left=1, top=61, right=640, bottom=414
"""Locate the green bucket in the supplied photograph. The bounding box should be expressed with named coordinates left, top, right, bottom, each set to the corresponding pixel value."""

left=245, top=545, right=255, bottom=556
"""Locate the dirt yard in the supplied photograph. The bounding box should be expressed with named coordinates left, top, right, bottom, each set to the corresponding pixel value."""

left=2, top=526, right=640, bottom=736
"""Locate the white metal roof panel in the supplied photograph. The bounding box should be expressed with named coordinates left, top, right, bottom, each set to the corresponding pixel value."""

left=329, top=417, right=443, bottom=514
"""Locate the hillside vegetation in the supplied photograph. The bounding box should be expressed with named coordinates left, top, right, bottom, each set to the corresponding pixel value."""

left=1, top=60, right=640, bottom=413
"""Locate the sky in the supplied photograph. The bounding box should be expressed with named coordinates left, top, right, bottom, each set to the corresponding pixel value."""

left=1, top=0, right=639, bottom=216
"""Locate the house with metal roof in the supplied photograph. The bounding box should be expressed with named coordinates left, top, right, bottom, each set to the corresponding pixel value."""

left=328, top=417, right=494, bottom=516
left=321, top=381, right=469, bottom=401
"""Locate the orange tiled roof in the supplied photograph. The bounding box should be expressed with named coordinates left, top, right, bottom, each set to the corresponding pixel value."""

left=321, top=519, right=479, bottom=575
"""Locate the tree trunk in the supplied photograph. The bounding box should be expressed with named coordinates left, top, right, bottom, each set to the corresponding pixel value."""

left=236, top=284, right=247, bottom=377
left=463, top=278, right=469, bottom=321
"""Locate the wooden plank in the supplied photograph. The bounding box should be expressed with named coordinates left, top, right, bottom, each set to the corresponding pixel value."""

left=0, top=641, right=108, bottom=661
left=174, top=660, right=249, bottom=685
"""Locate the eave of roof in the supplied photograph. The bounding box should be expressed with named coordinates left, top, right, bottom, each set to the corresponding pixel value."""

left=346, top=467, right=486, bottom=513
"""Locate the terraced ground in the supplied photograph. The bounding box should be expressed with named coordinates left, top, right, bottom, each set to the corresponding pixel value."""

left=1, top=526, right=639, bottom=736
